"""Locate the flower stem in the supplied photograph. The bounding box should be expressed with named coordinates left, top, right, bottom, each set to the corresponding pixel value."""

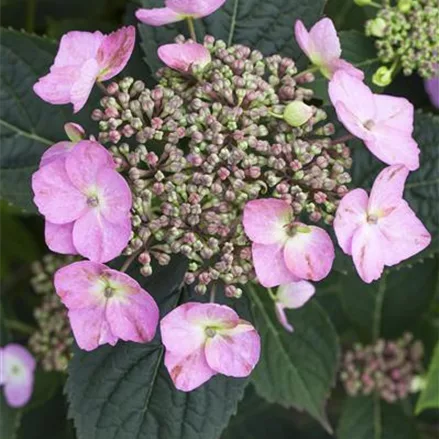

left=210, top=283, right=217, bottom=303
left=331, top=134, right=355, bottom=145
left=187, top=17, right=197, bottom=42
left=5, top=319, right=36, bottom=335
left=293, top=66, right=320, bottom=80
left=96, top=81, right=108, bottom=95
left=120, top=248, right=143, bottom=273
left=267, top=288, right=277, bottom=302
left=26, top=0, right=36, bottom=33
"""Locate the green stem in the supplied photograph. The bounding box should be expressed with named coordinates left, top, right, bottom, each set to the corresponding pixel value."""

left=25, top=0, right=36, bottom=33
left=373, top=273, right=387, bottom=342
left=293, top=65, right=320, bottom=80
left=187, top=17, right=197, bottom=42
left=210, top=283, right=217, bottom=303
left=5, top=320, right=36, bottom=335
left=266, top=287, right=277, bottom=302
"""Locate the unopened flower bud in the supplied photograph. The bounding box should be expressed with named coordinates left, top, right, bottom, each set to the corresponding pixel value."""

left=369, top=17, right=387, bottom=37
left=397, top=0, right=412, bottom=13
left=373, top=66, right=393, bottom=87
left=64, top=123, right=85, bottom=143
left=283, top=101, right=313, bottom=127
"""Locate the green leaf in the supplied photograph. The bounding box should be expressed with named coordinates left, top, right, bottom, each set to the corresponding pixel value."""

left=416, top=342, right=439, bottom=414
left=247, top=284, right=339, bottom=432
left=337, top=396, right=419, bottom=439
left=136, top=0, right=325, bottom=76
left=0, top=28, right=98, bottom=213
left=0, top=393, right=22, bottom=439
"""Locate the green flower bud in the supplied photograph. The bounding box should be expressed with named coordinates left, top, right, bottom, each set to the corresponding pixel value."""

left=283, top=101, right=313, bottom=127
left=354, top=0, right=373, bottom=6
left=397, top=0, right=412, bottom=13
left=64, top=123, right=85, bottom=143
left=373, top=66, right=393, bottom=86
left=369, top=17, right=387, bottom=37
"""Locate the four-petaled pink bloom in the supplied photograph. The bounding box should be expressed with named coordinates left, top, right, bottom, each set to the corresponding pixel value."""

left=0, top=344, right=36, bottom=408
left=136, top=0, right=226, bottom=26
left=274, top=281, right=315, bottom=332
left=243, top=198, right=335, bottom=288
left=54, top=261, right=159, bottom=351
left=33, top=27, right=135, bottom=113
left=334, top=165, right=431, bottom=283
left=295, top=18, right=364, bottom=80
left=329, top=70, right=420, bottom=171
left=161, top=303, right=260, bottom=391
left=32, top=140, right=132, bottom=262
left=158, top=43, right=211, bottom=73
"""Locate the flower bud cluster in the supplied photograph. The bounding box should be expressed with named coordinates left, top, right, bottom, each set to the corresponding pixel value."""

left=340, top=333, right=424, bottom=403
left=95, top=35, right=352, bottom=291
left=28, top=254, right=76, bottom=372
left=365, top=0, right=439, bottom=78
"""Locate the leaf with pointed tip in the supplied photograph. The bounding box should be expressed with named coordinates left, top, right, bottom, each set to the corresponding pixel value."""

left=416, top=341, right=439, bottom=414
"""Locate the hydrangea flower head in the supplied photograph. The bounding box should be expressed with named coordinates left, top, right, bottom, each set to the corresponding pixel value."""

left=54, top=261, right=159, bottom=351
left=158, top=43, right=211, bottom=72
left=274, top=281, right=315, bottom=332
left=0, top=344, right=36, bottom=408
left=243, top=198, right=335, bottom=287
left=295, top=18, right=364, bottom=80
left=136, top=0, right=226, bottom=26
left=32, top=141, right=132, bottom=262
left=329, top=70, right=420, bottom=171
left=33, top=27, right=135, bottom=113
left=334, top=165, right=431, bottom=283
left=161, top=303, right=260, bottom=391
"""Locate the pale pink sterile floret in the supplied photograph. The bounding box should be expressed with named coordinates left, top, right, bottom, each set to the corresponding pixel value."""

left=33, top=27, right=135, bottom=113
left=274, top=281, right=315, bottom=332
left=243, top=198, right=335, bottom=288
left=0, top=344, right=36, bottom=408
left=158, top=43, right=211, bottom=73
left=294, top=18, right=364, bottom=80
left=329, top=70, right=420, bottom=171
left=54, top=261, right=159, bottom=351
left=334, top=164, right=431, bottom=283
left=136, top=0, right=226, bottom=26
left=32, top=141, right=132, bottom=262
left=161, top=302, right=261, bottom=391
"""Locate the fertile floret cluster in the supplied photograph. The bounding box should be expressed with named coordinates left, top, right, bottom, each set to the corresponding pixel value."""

left=340, top=333, right=424, bottom=403
left=94, top=35, right=352, bottom=294
left=28, top=254, right=75, bottom=372
left=366, top=0, right=439, bottom=78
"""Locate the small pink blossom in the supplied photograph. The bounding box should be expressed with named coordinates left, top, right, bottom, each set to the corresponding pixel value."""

left=161, top=303, right=260, bottom=391
left=54, top=261, right=159, bottom=351
left=32, top=140, right=132, bottom=262
left=136, top=0, right=226, bottom=26
left=295, top=18, right=364, bottom=80
left=33, top=27, right=135, bottom=113
left=0, top=344, right=36, bottom=408
left=329, top=70, right=420, bottom=171
left=243, top=198, right=335, bottom=288
left=334, top=165, right=431, bottom=283
left=274, top=281, right=315, bottom=332
left=158, top=43, right=211, bottom=72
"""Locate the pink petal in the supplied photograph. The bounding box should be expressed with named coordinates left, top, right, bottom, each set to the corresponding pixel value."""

left=425, top=74, right=439, bottom=108
left=53, top=30, right=104, bottom=67
left=2, top=344, right=36, bottom=376
left=187, top=303, right=239, bottom=328
left=40, top=141, right=74, bottom=167
left=243, top=198, right=291, bottom=245
left=308, top=18, right=341, bottom=65
left=54, top=260, right=105, bottom=309
left=368, top=165, right=409, bottom=215
left=274, top=303, right=294, bottom=332
left=135, top=7, right=183, bottom=26
left=45, top=221, right=78, bottom=255
left=64, top=122, right=86, bottom=143
left=97, top=26, right=136, bottom=81
left=205, top=322, right=261, bottom=377
left=277, top=280, right=315, bottom=309
left=73, top=211, right=131, bottom=263
left=284, top=225, right=335, bottom=281
left=158, top=43, right=211, bottom=72
left=164, top=348, right=216, bottom=392
left=332, top=101, right=372, bottom=141
left=252, top=243, right=300, bottom=288
left=32, top=158, right=87, bottom=224
left=373, top=95, right=414, bottom=135
left=96, top=168, right=132, bottom=224
left=294, top=20, right=313, bottom=60
left=65, top=141, right=115, bottom=192
left=330, top=58, right=364, bottom=80
left=70, top=58, right=100, bottom=113
left=166, top=0, right=226, bottom=16
left=334, top=189, right=369, bottom=254
left=379, top=202, right=431, bottom=266
left=68, top=306, right=118, bottom=351
left=4, top=380, right=33, bottom=408
left=351, top=224, right=386, bottom=283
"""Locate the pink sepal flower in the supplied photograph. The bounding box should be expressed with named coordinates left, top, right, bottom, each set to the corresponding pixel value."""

left=294, top=18, right=364, bottom=80
left=329, top=70, right=420, bottom=171
left=136, top=0, right=226, bottom=26
left=32, top=140, right=132, bottom=263
left=0, top=344, right=36, bottom=408
left=158, top=43, right=211, bottom=73
left=334, top=165, right=431, bottom=283
left=243, top=198, right=335, bottom=287
left=54, top=261, right=159, bottom=351
left=33, top=27, right=135, bottom=113
left=161, top=303, right=261, bottom=391
left=274, top=281, right=315, bottom=332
